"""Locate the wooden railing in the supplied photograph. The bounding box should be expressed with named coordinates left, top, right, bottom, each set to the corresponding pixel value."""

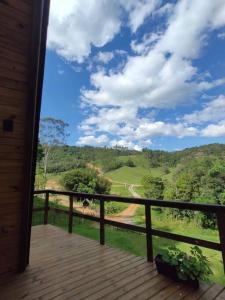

left=33, top=189, right=225, bottom=272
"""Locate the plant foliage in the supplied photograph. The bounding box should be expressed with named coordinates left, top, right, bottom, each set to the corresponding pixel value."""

left=62, top=168, right=111, bottom=194
left=162, top=246, right=213, bottom=281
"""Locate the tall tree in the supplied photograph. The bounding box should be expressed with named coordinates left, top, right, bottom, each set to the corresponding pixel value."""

left=142, top=173, right=165, bottom=200
left=39, top=117, right=69, bottom=177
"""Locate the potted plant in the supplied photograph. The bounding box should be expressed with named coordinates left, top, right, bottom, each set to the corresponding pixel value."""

left=155, top=246, right=213, bottom=288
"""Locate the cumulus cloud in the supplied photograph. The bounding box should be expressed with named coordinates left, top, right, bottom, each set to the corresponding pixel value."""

left=110, top=139, right=151, bottom=151
left=76, top=134, right=109, bottom=146
left=135, top=121, right=198, bottom=139
left=48, top=0, right=160, bottom=63
left=48, top=0, right=225, bottom=148
left=121, top=0, right=161, bottom=33
left=201, top=121, right=225, bottom=137
left=77, top=0, right=225, bottom=149
left=82, top=1, right=225, bottom=110
left=131, top=32, right=161, bottom=54
left=183, top=95, right=225, bottom=124
left=95, top=51, right=114, bottom=64
left=48, top=0, right=121, bottom=62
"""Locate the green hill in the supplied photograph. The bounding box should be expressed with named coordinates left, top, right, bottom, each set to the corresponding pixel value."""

left=105, top=166, right=162, bottom=185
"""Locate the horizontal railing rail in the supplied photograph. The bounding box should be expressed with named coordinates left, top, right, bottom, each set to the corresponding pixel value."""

left=33, top=189, right=225, bottom=272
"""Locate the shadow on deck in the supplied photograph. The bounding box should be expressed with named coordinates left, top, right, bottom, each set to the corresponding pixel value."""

left=1, top=225, right=224, bottom=299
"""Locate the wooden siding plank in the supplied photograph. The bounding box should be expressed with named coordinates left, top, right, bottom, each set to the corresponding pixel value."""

left=0, top=0, right=31, bottom=15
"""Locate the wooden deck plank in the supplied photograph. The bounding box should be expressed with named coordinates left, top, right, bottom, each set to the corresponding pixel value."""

left=0, top=225, right=223, bottom=300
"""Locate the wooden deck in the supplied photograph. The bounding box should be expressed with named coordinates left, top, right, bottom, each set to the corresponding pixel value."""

left=1, top=225, right=224, bottom=300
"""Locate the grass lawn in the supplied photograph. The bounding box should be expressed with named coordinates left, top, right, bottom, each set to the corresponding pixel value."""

left=105, top=165, right=165, bottom=185
left=110, top=184, right=132, bottom=197
left=133, top=186, right=146, bottom=197
left=105, top=166, right=149, bottom=184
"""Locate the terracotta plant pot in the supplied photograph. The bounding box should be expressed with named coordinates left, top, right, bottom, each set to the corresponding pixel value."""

left=155, top=254, right=199, bottom=289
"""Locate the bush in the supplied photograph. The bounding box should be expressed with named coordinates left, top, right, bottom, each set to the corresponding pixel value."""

left=47, top=159, right=85, bottom=173
left=62, top=168, right=111, bottom=194
left=105, top=202, right=127, bottom=215
left=125, top=158, right=135, bottom=167
left=200, top=212, right=217, bottom=229
left=102, top=159, right=123, bottom=172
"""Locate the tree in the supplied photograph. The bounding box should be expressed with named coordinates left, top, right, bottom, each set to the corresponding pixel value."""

left=142, top=173, right=164, bottom=200
left=62, top=168, right=111, bottom=194
left=37, top=142, right=44, bottom=164
left=39, top=117, right=69, bottom=177
left=125, top=158, right=135, bottom=167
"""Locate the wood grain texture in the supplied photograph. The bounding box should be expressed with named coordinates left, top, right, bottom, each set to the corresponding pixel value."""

left=0, top=0, right=48, bottom=275
left=0, top=225, right=223, bottom=300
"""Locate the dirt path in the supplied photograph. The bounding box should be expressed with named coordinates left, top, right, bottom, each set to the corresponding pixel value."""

left=109, top=184, right=141, bottom=224
left=45, top=174, right=141, bottom=224
left=129, top=184, right=141, bottom=198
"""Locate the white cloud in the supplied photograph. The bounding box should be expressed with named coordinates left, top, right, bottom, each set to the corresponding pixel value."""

left=49, top=0, right=225, bottom=146
left=201, top=121, right=225, bottom=137
left=135, top=121, right=198, bottom=139
left=82, top=1, right=225, bottom=110
left=131, top=32, right=161, bottom=54
left=110, top=139, right=143, bottom=151
left=48, top=0, right=122, bottom=63
left=157, top=0, right=225, bottom=59
left=121, top=0, right=161, bottom=33
left=47, top=0, right=160, bottom=63
left=218, top=32, right=225, bottom=39
left=95, top=51, right=114, bottom=64
left=183, top=95, right=225, bottom=124
left=76, top=134, right=109, bottom=146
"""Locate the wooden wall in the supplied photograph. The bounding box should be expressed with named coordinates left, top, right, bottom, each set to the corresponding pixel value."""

left=0, top=0, right=49, bottom=276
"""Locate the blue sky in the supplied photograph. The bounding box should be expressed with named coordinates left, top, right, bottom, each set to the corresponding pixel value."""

left=41, top=0, right=225, bottom=151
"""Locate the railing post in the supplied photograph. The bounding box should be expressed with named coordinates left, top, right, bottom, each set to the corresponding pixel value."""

left=145, top=203, right=153, bottom=262
left=44, top=191, right=49, bottom=225
left=217, top=212, right=225, bottom=273
left=68, top=195, right=73, bottom=234
left=100, top=200, right=105, bottom=245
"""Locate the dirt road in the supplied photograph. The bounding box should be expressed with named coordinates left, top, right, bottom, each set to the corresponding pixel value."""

left=45, top=176, right=141, bottom=224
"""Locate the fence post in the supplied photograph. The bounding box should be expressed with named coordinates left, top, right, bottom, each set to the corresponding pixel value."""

left=217, top=212, right=225, bottom=273
left=68, top=195, right=73, bottom=234
left=44, top=191, right=49, bottom=225
left=100, top=200, right=105, bottom=245
left=145, top=203, right=153, bottom=262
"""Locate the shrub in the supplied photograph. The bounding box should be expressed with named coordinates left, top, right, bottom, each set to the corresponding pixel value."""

left=62, top=168, right=111, bottom=195
left=125, top=158, right=135, bottom=167
left=102, top=159, right=123, bottom=172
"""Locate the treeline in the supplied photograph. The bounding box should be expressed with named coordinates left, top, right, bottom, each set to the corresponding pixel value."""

left=45, top=143, right=225, bottom=174
left=46, top=145, right=138, bottom=173
left=143, top=143, right=225, bottom=168
left=142, top=155, right=225, bottom=228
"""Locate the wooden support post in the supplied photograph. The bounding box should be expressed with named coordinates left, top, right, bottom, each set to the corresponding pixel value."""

left=100, top=200, right=105, bottom=245
left=217, top=212, right=225, bottom=273
left=68, top=196, right=73, bottom=234
left=145, top=203, right=153, bottom=262
left=44, top=192, right=49, bottom=225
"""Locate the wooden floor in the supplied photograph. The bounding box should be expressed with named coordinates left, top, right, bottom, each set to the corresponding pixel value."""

left=1, top=225, right=225, bottom=300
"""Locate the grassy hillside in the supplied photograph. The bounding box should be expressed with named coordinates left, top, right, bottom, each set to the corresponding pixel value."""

left=38, top=143, right=225, bottom=199
left=105, top=166, right=163, bottom=185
